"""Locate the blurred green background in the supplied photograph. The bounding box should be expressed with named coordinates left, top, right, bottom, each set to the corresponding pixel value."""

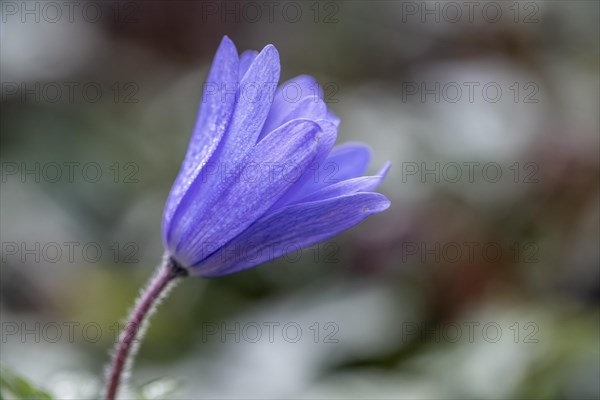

left=1, top=1, right=598, bottom=399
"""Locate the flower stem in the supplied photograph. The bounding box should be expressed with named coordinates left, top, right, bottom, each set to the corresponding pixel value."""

left=105, top=257, right=187, bottom=400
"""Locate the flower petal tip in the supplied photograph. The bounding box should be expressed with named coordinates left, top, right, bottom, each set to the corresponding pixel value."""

left=368, top=194, right=391, bottom=213
left=379, top=161, right=392, bottom=177
left=260, top=44, right=279, bottom=60
left=219, top=35, right=236, bottom=50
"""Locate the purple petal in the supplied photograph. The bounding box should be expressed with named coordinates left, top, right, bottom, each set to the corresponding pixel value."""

left=194, top=193, right=391, bottom=277
left=239, top=50, right=258, bottom=80
left=326, top=109, right=341, bottom=127
left=260, top=95, right=327, bottom=140
left=265, top=118, right=338, bottom=212
left=162, top=36, right=239, bottom=245
left=259, top=75, right=325, bottom=141
left=167, top=44, right=280, bottom=248
left=290, top=142, right=372, bottom=200
left=295, top=162, right=391, bottom=203
left=210, top=44, right=280, bottom=166
left=173, top=119, right=322, bottom=267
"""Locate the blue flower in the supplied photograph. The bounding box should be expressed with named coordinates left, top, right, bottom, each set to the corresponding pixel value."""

left=162, top=36, right=390, bottom=277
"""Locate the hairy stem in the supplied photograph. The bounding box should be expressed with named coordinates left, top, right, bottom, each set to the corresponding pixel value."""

left=105, top=257, right=187, bottom=400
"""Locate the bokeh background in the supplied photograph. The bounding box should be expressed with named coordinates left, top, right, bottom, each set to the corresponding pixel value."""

left=1, top=1, right=599, bottom=399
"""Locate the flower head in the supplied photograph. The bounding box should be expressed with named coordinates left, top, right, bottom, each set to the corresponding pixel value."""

left=162, top=36, right=390, bottom=277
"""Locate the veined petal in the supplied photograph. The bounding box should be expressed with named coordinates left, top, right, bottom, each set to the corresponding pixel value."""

left=265, top=118, right=338, bottom=212
left=209, top=44, right=280, bottom=166
left=295, top=162, right=391, bottom=203
left=273, top=75, right=318, bottom=106
left=162, top=36, right=238, bottom=244
left=167, top=44, right=280, bottom=248
left=319, top=142, right=372, bottom=182
left=260, top=96, right=327, bottom=140
left=174, top=119, right=322, bottom=267
left=194, top=193, right=391, bottom=277
left=290, top=142, right=372, bottom=200
left=259, top=75, right=324, bottom=141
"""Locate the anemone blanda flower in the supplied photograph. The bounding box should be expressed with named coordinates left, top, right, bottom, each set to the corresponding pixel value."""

left=162, top=36, right=390, bottom=277
left=105, top=36, right=390, bottom=399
